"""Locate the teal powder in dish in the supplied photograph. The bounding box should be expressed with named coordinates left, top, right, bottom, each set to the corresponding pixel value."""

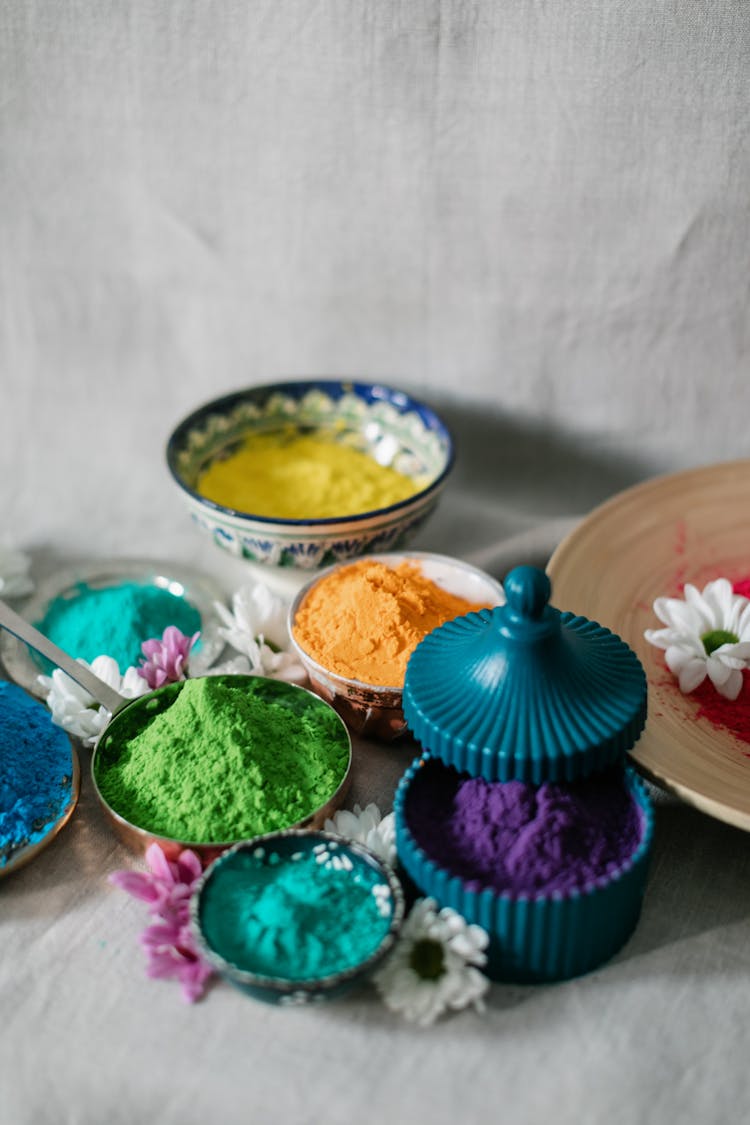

left=36, top=582, right=202, bottom=671
left=200, top=845, right=393, bottom=981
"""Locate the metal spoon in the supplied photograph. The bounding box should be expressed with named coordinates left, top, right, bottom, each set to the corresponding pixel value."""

left=0, top=598, right=126, bottom=713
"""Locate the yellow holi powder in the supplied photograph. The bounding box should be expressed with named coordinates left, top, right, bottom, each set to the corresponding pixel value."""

left=197, top=431, right=422, bottom=518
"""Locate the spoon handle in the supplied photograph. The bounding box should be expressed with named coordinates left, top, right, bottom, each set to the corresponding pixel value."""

left=0, top=598, right=127, bottom=714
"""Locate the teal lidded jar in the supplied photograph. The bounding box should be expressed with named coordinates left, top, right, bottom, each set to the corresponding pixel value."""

left=396, top=565, right=654, bottom=983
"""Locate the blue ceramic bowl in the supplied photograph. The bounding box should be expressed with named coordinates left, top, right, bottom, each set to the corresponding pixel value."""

left=166, top=380, right=454, bottom=570
left=190, top=829, right=405, bottom=1006
left=395, top=756, right=654, bottom=983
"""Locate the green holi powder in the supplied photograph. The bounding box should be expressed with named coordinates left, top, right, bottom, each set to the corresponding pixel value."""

left=36, top=582, right=201, bottom=671
left=199, top=844, right=393, bottom=981
left=94, top=677, right=350, bottom=843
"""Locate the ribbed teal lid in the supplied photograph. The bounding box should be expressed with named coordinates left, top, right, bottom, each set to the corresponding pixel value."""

left=402, top=565, right=647, bottom=783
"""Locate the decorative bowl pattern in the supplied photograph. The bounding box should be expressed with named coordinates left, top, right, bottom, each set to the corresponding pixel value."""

left=288, top=552, right=505, bottom=740
left=166, top=381, right=454, bottom=570
left=190, top=830, right=405, bottom=1005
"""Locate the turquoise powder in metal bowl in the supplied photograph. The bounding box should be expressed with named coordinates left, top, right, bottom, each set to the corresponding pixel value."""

left=0, top=559, right=226, bottom=700
left=191, top=829, right=405, bottom=1005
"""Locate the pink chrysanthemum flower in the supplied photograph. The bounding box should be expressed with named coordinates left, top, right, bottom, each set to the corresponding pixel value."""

left=138, top=626, right=199, bottom=690
left=109, top=843, right=214, bottom=1003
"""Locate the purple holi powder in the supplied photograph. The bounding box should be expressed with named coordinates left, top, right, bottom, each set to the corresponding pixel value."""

left=405, top=760, right=644, bottom=897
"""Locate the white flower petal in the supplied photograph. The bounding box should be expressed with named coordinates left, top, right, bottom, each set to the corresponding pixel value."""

left=665, top=645, right=703, bottom=677
left=671, top=657, right=707, bottom=694
left=323, top=804, right=397, bottom=866
left=714, top=668, right=744, bottom=701
left=716, top=642, right=750, bottom=664
left=653, top=596, right=703, bottom=634
left=700, top=579, right=735, bottom=629
left=706, top=656, right=733, bottom=686
left=195, top=655, right=253, bottom=678
left=373, top=897, right=490, bottom=1027
left=38, top=655, right=146, bottom=745
left=734, top=600, right=750, bottom=640
left=257, top=644, right=307, bottom=684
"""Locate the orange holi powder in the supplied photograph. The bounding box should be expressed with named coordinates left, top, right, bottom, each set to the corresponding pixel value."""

left=293, top=559, right=493, bottom=687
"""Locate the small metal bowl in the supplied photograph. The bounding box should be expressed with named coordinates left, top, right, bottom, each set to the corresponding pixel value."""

left=288, top=552, right=505, bottom=740
left=91, top=676, right=352, bottom=865
left=191, top=829, right=405, bottom=1005
left=0, top=558, right=226, bottom=701
left=166, top=380, right=454, bottom=570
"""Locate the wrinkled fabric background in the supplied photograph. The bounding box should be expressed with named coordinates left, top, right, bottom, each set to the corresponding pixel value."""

left=1, top=3, right=749, bottom=1123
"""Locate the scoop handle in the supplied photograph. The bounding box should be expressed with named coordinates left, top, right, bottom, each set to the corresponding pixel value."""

left=0, top=598, right=127, bottom=714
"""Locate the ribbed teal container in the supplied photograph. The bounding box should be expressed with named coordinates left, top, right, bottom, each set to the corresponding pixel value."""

left=397, top=565, right=654, bottom=982
left=395, top=756, right=654, bottom=983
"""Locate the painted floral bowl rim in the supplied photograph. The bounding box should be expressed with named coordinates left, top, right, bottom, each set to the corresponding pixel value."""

left=165, top=379, right=455, bottom=528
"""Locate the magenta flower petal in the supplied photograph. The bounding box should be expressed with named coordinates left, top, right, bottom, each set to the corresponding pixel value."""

left=108, top=870, right=162, bottom=903
left=145, top=842, right=175, bottom=883
left=138, top=627, right=199, bottom=689
left=179, top=959, right=214, bottom=1003
left=145, top=951, right=183, bottom=978
left=141, top=920, right=182, bottom=949
left=175, top=848, right=203, bottom=885
left=111, top=843, right=214, bottom=1001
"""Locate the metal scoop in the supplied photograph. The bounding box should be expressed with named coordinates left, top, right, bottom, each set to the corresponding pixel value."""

left=0, top=598, right=126, bottom=713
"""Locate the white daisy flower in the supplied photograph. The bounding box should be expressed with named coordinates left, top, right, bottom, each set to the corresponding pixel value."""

left=213, top=582, right=307, bottom=684
left=38, top=655, right=149, bottom=746
left=323, top=802, right=397, bottom=867
left=374, top=897, right=490, bottom=1027
left=215, top=581, right=290, bottom=653
left=0, top=546, right=34, bottom=598
left=189, top=653, right=254, bottom=678
left=645, top=578, right=750, bottom=700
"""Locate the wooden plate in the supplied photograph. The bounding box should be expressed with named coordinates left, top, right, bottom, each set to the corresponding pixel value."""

left=548, top=459, right=750, bottom=831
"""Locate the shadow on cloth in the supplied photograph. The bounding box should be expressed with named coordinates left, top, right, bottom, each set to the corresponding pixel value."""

left=414, top=398, right=665, bottom=571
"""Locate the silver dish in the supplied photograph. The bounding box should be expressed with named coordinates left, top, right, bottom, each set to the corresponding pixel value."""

left=0, top=557, right=227, bottom=699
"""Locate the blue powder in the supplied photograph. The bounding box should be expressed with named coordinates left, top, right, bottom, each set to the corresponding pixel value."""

left=0, top=680, right=75, bottom=867
left=35, top=581, right=202, bottom=672
left=199, top=842, right=394, bottom=981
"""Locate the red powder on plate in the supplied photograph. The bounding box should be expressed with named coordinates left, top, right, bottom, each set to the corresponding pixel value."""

left=732, top=578, right=750, bottom=600
left=693, top=671, right=750, bottom=746
left=687, top=577, right=750, bottom=748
